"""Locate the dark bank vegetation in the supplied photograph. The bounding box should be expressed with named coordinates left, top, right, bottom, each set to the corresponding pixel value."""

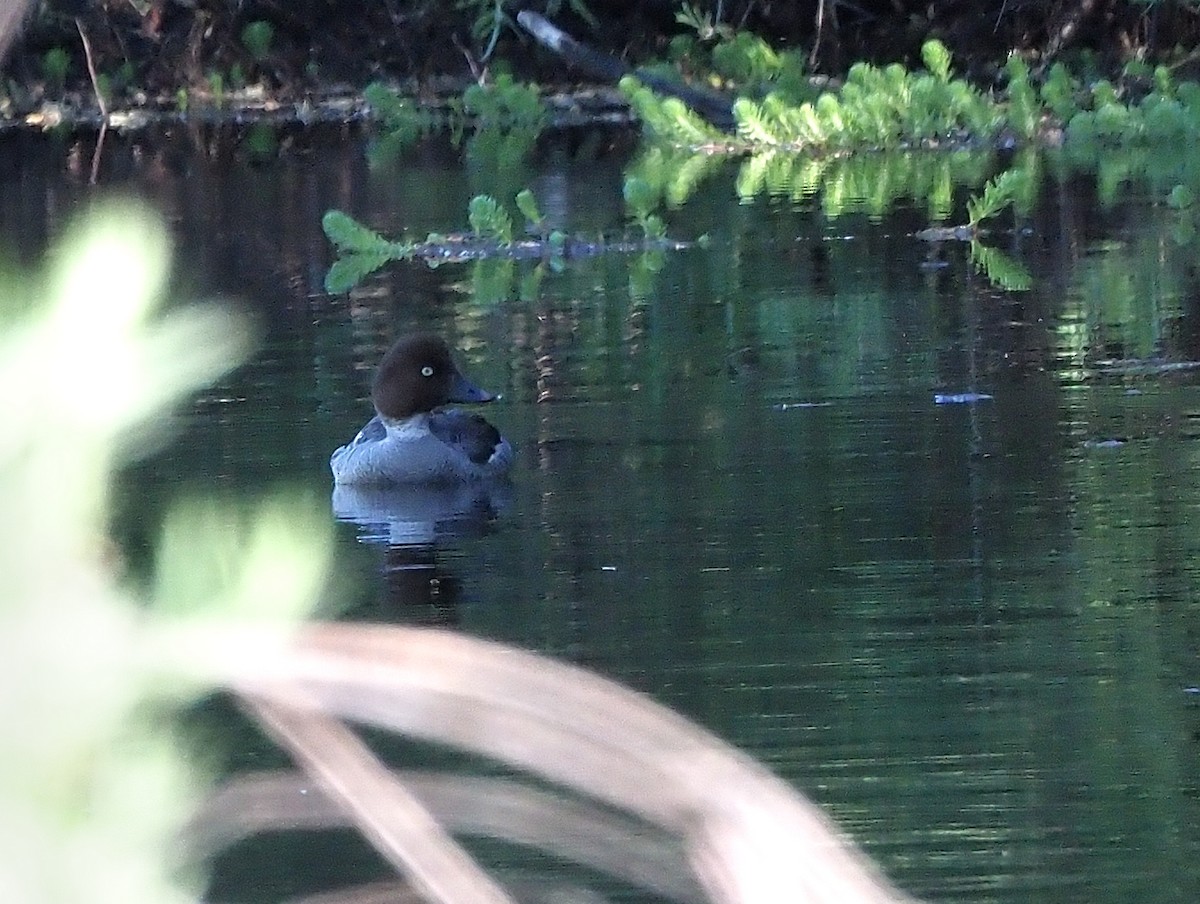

left=7, top=1, right=1200, bottom=119
left=7, top=2, right=1200, bottom=295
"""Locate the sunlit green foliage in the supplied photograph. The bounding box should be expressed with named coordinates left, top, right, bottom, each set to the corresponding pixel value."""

left=322, top=210, right=416, bottom=294
left=966, top=166, right=1034, bottom=226
left=515, top=188, right=544, bottom=231
left=1059, top=62, right=1200, bottom=234
left=366, top=74, right=546, bottom=169
left=616, top=33, right=1077, bottom=292
left=671, top=8, right=812, bottom=100
left=712, top=32, right=782, bottom=86
left=1040, top=62, right=1081, bottom=123
left=461, top=73, right=549, bottom=177
left=467, top=193, right=514, bottom=242
left=41, top=46, right=69, bottom=93
left=621, top=76, right=729, bottom=148
left=715, top=34, right=811, bottom=99
left=463, top=73, right=545, bottom=133
left=353, top=29, right=1200, bottom=299
left=744, top=46, right=996, bottom=150
left=240, top=20, right=274, bottom=63
left=1005, top=54, right=1041, bottom=139
left=364, top=82, right=447, bottom=164
left=674, top=2, right=733, bottom=42
left=969, top=241, right=1032, bottom=291
left=921, top=39, right=952, bottom=83
left=511, top=189, right=572, bottom=271
left=625, top=40, right=999, bottom=152
left=1, top=201, right=327, bottom=904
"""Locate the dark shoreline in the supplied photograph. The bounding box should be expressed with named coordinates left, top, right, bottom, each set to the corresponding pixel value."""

left=0, top=81, right=644, bottom=134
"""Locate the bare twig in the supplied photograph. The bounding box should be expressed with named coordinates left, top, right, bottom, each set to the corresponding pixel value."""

left=811, top=0, right=826, bottom=67
left=184, top=623, right=916, bottom=904
left=75, top=17, right=107, bottom=184
left=517, top=10, right=734, bottom=130
left=241, top=694, right=518, bottom=904
left=190, top=769, right=698, bottom=902
left=451, top=32, right=486, bottom=85
left=283, top=881, right=425, bottom=904
left=75, top=18, right=108, bottom=120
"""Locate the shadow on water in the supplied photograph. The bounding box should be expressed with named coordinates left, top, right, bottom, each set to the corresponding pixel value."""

left=3, top=124, right=1200, bottom=903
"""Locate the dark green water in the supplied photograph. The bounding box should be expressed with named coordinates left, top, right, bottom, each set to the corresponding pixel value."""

left=3, top=127, right=1199, bottom=903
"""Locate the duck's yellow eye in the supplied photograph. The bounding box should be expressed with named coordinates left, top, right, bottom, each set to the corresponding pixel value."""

left=421, top=365, right=434, bottom=377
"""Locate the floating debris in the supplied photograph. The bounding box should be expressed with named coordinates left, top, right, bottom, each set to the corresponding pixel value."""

left=934, top=392, right=994, bottom=404
left=773, top=401, right=834, bottom=411
left=1083, top=437, right=1128, bottom=449
left=914, top=224, right=976, bottom=242
left=1093, top=358, right=1200, bottom=376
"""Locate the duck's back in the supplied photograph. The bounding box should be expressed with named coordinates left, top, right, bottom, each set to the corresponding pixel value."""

left=331, top=413, right=512, bottom=484
left=428, top=410, right=506, bottom=466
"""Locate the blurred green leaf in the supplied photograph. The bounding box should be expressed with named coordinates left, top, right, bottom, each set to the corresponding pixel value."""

left=1168, top=184, right=1195, bottom=209
left=155, top=495, right=330, bottom=622
left=921, top=39, right=952, bottom=83
left=325, top=253, right=392, bottom=294
left=515, top=188, right=543, bottom=228
left=240, top=20, right=275, bottom=62
left=623, top=176, right=658, bottom=217
left=467, top=194, right=513, bottom=242
left=322, top=210, right=393, bottom=254
left=970, top=241, right=1032, bottom=291
left=0, top=199, right=326, bottom=904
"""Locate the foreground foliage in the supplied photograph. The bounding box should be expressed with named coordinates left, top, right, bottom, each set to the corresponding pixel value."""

left=0, top=200, right=329, bottom=903
left=7, top=0, right=1200, bottom=114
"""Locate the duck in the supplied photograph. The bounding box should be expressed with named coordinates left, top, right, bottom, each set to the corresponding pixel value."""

left=330, top=334, right=514, bottom=485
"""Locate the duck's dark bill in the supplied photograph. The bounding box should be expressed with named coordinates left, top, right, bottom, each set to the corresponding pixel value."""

left=447, top=371, right=495, bottom=404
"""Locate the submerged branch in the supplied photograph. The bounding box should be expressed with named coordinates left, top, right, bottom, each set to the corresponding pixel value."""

left=183, top=622, right=917, bottom=904
left=190, top=769, right=698, bottom=902
left=517, top=10, right=735, bottom=130
left=242, top=694, right=517, bottom=904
